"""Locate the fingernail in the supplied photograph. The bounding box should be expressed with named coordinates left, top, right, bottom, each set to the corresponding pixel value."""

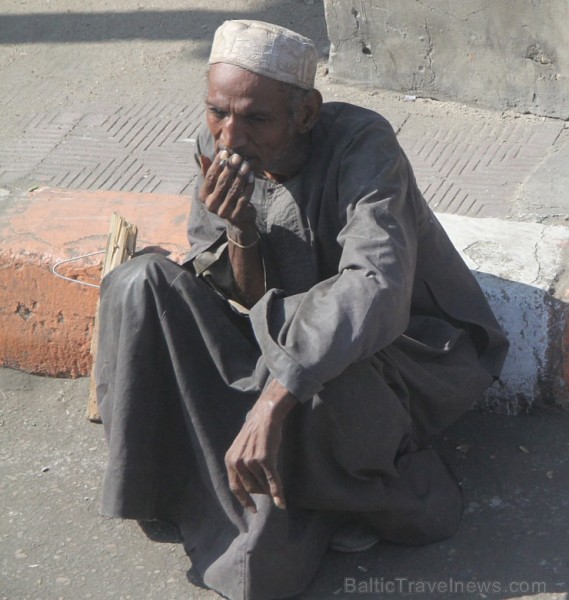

left=239, top=161, right=250, bottom=175
left=230, top=153, right=242, bottom=166
left=219, top=150, right=229, bottom=161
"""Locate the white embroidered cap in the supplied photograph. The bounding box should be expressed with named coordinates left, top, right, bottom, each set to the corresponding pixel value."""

left=208, top=20, right=318, bottom=90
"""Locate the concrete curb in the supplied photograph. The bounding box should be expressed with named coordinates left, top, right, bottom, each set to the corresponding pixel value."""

left=324, top=0, right=569, bottom=119
left=438, top=213, right=569, bottom=413
left=0, top=187, right=189, bottom=376
left=1, top=188, right=567, bottom=413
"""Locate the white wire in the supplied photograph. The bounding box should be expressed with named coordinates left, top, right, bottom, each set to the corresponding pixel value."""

left=51, top=250, right=106, bottom=289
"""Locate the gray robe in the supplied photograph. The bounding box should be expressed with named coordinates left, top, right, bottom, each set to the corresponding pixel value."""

left=96, top=102, right=508, bottom=600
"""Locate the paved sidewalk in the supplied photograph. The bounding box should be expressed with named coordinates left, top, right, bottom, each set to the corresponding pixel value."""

left=1, top=2, right=568, bottom=224
left=1, top=72, right=567, bottom=223
left=1, top=1, right=568, bottom=599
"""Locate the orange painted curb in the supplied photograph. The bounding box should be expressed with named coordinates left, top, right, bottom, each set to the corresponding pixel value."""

left=0, top=188, right=190, bottom=377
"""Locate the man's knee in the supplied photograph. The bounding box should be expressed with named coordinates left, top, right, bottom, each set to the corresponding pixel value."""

left=101, top=253, right=188, bottom=297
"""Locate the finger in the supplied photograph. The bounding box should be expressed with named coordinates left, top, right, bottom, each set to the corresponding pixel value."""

left=214, top=151, right=241, bottom=195
left=203, top=155, right=240, bottom=212
left=227, top=453, right=270, bottom=495
left=200, top=150, right=232, bottom=200
left=217, top=161, right=252, bottom=220
left=217, top=149, right=231, bottom=170
left=199, top=154, right=212, bottom=177
left=227, top=466, right=258, bottom=513
left=239, top=458, right=272, bottom=495
left=262, top=464, right=286, bottom=509
left=229, top=178, right=256, bottom=223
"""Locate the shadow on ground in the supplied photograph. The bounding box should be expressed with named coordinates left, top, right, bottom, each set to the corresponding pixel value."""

left=0, top=1, right=329, bottom=59
left=301, top=409, right=569, bottom=599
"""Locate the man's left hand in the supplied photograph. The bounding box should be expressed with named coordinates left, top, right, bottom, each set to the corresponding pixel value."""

left=225, top=379, right=298, bottom=513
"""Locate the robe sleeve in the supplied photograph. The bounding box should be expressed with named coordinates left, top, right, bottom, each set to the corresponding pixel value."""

left=249, top=125, right=419, bottom=403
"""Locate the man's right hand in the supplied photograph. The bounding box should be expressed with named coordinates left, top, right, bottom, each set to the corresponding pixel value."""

left=225, top=379, right=298, bottom=513
left=199, top=150, right=264, bottom=306
left=199, top=151, right=256, bottom=232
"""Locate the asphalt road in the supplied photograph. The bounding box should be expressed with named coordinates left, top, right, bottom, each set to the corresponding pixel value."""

left=2, top=368, right=568, bottom=599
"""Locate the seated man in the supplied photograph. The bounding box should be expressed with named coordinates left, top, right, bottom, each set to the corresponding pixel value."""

left=96, top=20, right=508, bottom=600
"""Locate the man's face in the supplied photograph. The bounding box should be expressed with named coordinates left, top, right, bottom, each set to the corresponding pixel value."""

left=205, top=63, right=304, bottom=177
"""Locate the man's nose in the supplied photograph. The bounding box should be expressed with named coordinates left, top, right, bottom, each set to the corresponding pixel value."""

left=220, top=115, right=247, bottom=152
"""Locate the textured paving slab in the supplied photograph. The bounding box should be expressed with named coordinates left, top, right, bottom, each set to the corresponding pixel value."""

left=0, top=0, right=566, bottom=225
left=516, top=129, right=569, bottom=222
left=397, top=116, right=565, bottom=218
left=0, top=97, right=204, bottom=196
left=0, top=96, right=564, bottom=219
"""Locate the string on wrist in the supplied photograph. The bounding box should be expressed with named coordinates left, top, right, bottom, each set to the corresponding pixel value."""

left=226, top=231, right=260, bottom=249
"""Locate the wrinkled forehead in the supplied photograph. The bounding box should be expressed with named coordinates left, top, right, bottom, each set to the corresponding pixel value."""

left=206, top=63, right=292, bottom=113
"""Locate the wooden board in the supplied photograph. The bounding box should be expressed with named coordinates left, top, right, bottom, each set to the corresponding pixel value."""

left=86, top=213, right=138, bottom=422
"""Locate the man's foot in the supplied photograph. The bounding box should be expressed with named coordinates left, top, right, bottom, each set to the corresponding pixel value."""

left=329, top=522, right=380, bottom=553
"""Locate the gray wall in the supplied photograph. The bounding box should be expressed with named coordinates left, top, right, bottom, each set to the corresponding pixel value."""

left=324, top=0, right=569, bottom=119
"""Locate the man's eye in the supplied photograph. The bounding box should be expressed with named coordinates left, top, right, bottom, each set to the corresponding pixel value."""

left=248, top=115, right=268, bottom=124
left=209, top=108, right=226, bottom=119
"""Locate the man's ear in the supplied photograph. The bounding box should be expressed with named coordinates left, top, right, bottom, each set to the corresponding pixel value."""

left=297, top=89, right=322, bottom=133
